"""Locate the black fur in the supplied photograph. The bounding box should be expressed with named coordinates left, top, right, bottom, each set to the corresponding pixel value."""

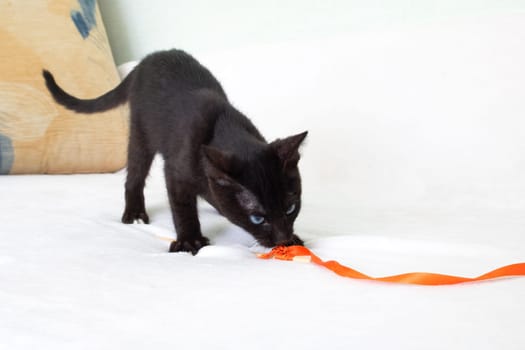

left=43, top=49, right=307, bottom=255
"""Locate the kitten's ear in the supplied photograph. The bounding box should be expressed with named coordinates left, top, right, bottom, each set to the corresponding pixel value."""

left=270, top=131, right=308, bottom=168
left=201, top=145, right=236, bottom=186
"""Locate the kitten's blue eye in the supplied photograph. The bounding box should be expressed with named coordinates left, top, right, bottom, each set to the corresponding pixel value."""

left=249, top=214, right=265, bottom=225
left=286, top=203, right=296, bottom=215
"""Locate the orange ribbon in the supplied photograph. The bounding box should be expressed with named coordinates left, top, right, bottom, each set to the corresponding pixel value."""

left=257, top=245, right=525, bottom=285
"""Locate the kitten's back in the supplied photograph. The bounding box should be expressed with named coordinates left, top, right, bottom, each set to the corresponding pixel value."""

left=133, top=49, right=227, bottom=100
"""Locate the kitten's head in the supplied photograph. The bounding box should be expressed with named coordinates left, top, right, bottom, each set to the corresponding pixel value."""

left=202, top=131, right=307, bottom=247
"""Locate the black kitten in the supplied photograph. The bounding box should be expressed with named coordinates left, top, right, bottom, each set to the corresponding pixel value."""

left=43, top=49, right=307, bottom=255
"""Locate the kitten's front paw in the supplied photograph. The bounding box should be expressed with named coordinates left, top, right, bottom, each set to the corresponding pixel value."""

left=121, top=209, right=150, bottom=224
left=169, top=236, right=210, bottom=255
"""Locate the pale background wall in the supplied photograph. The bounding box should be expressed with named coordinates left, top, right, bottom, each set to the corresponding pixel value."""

left=97, top=0, right=524, bottom=65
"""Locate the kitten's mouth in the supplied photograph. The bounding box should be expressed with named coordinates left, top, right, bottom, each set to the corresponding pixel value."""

left=256, top=238, right=275, bottom=248
left=257, top=237, right=297, bottom=248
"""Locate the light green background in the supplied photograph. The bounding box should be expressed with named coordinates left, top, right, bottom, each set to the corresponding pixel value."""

left=98, top=0, right=524, bottom=65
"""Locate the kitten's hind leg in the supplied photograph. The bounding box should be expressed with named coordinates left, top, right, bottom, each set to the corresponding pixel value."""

left=164, top=166, right=209, bottom=255
left=122, top=127, right=154, bottom=224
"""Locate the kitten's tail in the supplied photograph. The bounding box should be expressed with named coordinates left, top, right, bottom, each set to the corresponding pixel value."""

left=42, top=69, right=134, bottom=114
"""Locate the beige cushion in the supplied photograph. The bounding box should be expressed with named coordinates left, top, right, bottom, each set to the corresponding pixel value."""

left=0, top=0, right=128, bottom=174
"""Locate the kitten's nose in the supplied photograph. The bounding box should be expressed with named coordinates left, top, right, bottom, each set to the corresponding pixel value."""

left=273, top=230, right=291, bottom=246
